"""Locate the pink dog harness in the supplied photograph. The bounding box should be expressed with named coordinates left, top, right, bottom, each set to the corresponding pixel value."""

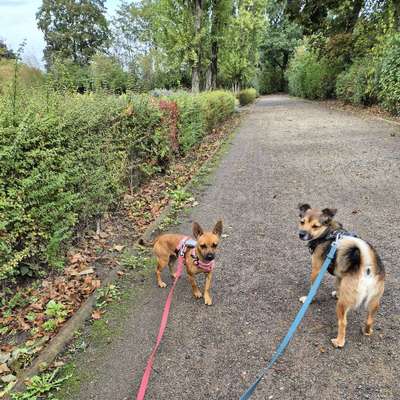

left=176, top=237, right=215, bottom=272
left=190, top=248, right=215, bottom=272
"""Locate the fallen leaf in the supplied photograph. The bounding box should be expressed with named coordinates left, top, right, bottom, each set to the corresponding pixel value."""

left=0, top=364, right=10, bottom=374
left=78, top=268, right=94, bottom=276
left=117, top=271, right=125, bottom=277
left=112, top=244, right=125, bottom=252
left=91, top=310, right=102, bottom=320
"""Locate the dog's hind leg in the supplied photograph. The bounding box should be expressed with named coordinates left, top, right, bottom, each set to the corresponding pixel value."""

left=156, top=257, right=169, bottom=288
left=331, top=300, right=349, bottom=348
left=168, top=256, right=177, bottom=280
left=363, top=296, right=381, bottom=336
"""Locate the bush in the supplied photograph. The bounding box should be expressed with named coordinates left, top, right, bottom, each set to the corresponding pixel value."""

left=258, top=63, right=283, bottom=94
left=286, top=47, right=337, bottom=100
left=0, top=89, right=235, bottom=279
left=171, top=90, right=235, bottom=153
left=336, top=59, right=378, bottom=106
left=238, top=88, right=257, bottom=106
left=378, top=33, right=400, bottom=115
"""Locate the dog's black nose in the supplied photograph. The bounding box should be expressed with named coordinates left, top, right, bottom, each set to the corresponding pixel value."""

left=299, top=231, right=307, bottom=240
left=205, top=253, right=215, bottom=261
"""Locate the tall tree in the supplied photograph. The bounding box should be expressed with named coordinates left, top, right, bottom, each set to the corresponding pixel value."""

left=208, top=0, right=231, bottom=89
left=36, top=0, right=110, bottom=68
left=220, top=0, right=267, bottom=91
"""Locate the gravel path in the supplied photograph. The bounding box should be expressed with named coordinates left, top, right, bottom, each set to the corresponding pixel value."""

left=69, top=95, right=400, bottom=400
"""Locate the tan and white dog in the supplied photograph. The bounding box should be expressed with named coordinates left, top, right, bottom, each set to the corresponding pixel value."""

left=298, top=204, right=385, bottom=348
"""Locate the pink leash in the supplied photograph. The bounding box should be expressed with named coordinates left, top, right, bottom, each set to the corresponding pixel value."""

left=136, top=237, right=189, bottom=400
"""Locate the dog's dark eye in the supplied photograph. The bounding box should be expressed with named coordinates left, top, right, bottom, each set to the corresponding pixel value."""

left=300, top=220, right=305, bottom=225
left=200, top=244, right=207, bottom=249
left=212, top=243, right=218, bottom=248
left=312, top=224, right=320, bottom=229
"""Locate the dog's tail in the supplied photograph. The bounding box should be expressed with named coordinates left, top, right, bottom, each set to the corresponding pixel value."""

left=138, top=237, right=155, bottom=247
left=337, top=237, right=377, bottom=275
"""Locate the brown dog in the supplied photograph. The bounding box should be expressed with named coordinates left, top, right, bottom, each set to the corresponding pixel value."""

left=298, top=204, right=385, bottom=348
left=141, top=221, right=223, bottom=305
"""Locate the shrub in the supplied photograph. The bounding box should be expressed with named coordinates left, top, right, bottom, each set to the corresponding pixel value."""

left=0, top=89, right=235, bottom=280
left=238, top=88, right=257, bottom=106
left=336, top=59, right=379, bottom=106
left=286, top=46, right=337, bottom=100
left=0, top=91, right=171, bottom=279
left=378, top=33, right=400, bottom=115
left=258, top=63, right=283, bottom=94
left=171, top=90, right=235, bottom=153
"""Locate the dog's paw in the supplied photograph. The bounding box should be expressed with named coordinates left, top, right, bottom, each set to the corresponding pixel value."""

left=362, top=326, right=373, bottom=336
left=331, top=290, right=338, bottom=299
left=170, top=272, right=177, bottom=280
left=331, top=338, right=345, bottom=348
left=204, top=295, right=212, bottom=306
left=193, top=290, right=203, bottom=299
left=299, top=296, right=307, bottom=303
left=158, top=281, right=167, bottom=288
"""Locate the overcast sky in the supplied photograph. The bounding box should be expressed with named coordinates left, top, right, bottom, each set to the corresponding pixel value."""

left=0, top=0, right=121, bottom=68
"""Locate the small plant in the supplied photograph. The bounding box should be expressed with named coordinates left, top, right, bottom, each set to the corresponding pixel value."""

left=96, top=284, right=120, bottom=309
left=10, top=368, right=70, bottom=400
left=45, top=300, right=68, bottom=320
left=42, top=319, right=58, bottom=333
left=167, top=186, right=193, bottom=209
left=120, top=250, right=152, bottom=270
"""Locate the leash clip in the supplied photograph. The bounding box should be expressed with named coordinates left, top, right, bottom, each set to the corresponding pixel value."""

left=334, top=232, right=344, bottom=246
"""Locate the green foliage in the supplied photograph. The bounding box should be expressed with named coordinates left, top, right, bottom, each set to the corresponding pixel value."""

left=172, top=90, right=235, bottom=153
left=336, top=59, right=379, bottom=105
left=90, top=54, right=128, bottom=93
left=219, top=0, right=267, bottom=90
left=0, top=89, right=234, bottom=280
left=286, top=46, right=337, bottom=100
left=238, top=88, right=257, bottom=106
left=10, top=368, right=70, bottom=400
left=378, top=33, right=400, bottom=115
left=258, top=62, right=283, bottom=94
left=36, top=0, right=110, bottom=68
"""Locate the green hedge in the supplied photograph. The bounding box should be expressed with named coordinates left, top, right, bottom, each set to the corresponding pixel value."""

left=0, top=89, right=235, bottom=280
left=171, top=90, right=235, bottom=153
left=286, top=47, right=337, bottom=100
left=238, top=88, right=257, bottom=106
left=378, top=33, right=400, bottom=115
left=336, top=60, right=378, bottom=106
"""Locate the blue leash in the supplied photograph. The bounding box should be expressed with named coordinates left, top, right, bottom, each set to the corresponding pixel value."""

left=239, top=240, right=338, bottom=400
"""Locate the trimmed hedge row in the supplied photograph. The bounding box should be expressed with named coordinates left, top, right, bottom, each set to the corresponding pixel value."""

left=0, top=90, right=235, bottom=280
left=238, top=88, right=257, bottom=106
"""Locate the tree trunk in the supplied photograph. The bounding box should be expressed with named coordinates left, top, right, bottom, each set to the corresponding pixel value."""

left=210, top=0, right=219, bottom=90
left=192, top=65, right=200, bottom=93
left=345, top=0, right=364, bottom=33
left=192, top=0, right=202, bottom=93
left=393, top=0, right=400, bottom=31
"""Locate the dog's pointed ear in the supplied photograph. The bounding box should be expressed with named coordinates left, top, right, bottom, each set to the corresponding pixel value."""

left=212, top=220, right=223, bottom=237
left=298, top=203, right=311, bottom=217
left=193, top=222, right=204, bottom=239
left=321, top=208, right=337, bottom=223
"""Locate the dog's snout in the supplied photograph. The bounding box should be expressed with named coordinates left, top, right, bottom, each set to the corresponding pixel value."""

left=299, top=230, right=308, bottom=240
left=205, top=253, right=215, bottom=261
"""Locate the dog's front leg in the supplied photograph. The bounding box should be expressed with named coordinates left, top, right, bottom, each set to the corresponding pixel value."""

left=187, top=272, right=202, bottom=299
left=300, top=259, right=321, bottom=303
left=204, top=272, right=213, bottom=306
